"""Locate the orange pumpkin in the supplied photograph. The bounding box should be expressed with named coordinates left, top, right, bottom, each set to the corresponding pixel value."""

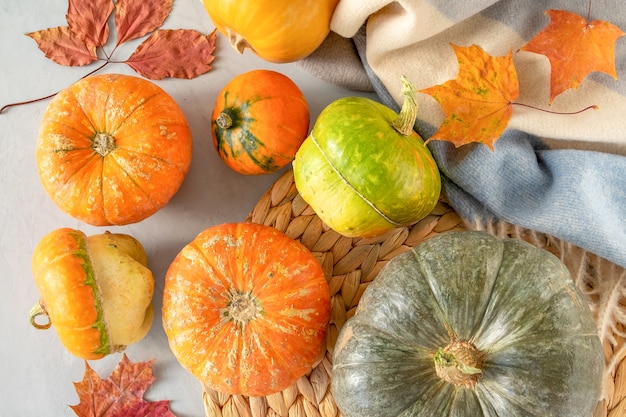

left=162, top=222, right=331, bottom=396
left=212, top=70, right=310, bottom=175
left=36, top=73, right=193, bottom=226
left=29, top=228, right=155, bottom=360
left=202, top=0, right=339, bottom=63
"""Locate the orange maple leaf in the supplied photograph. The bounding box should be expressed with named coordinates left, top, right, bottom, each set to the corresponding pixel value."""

left=520, top=9, right=626, bottom=103
left=70, top=354, right=176, bottom=417
left=419, top=44, right=519, bottom=150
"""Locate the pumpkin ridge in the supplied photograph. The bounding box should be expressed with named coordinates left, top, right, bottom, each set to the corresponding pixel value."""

left=188, top=239, right=240, bottom=292
left=70, top=88, right=101, bottom=135
left=409, top=251, right=452, bottom=332
left=105, top=91, right=163, bottom=137
left=106, top=151, right=166, bottom=189
left=245, top=317, right=305, bottom=383
left=308, top=132, right=403, bottom=227
left=99, top=153, right=162, bottom=224
left=111, top=143, right=189, bottom=174
left=473, top=382, right=544, bottom=416
left=74, top=231, right=112, bottom=356
left=50, top=151, right=103, bottom=200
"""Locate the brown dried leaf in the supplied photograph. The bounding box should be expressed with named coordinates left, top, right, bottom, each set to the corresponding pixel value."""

left=70, top=354, right=176, bottom=417
left=66, top=0, right=115, bottom=47
left=114, top=0, right=173, bottom=46
left=26, top=26, right=98, bottom=66
left=126, top=29, right=217, bottom=79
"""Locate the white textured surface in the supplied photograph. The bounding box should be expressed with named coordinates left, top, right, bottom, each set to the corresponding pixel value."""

left=0, top=0, right=376, bottom=415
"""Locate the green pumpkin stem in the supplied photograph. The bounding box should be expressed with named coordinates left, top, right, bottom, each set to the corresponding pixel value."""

left=391, top=75, right=419, bottom=136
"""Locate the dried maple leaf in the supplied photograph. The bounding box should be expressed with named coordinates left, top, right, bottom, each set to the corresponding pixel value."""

left=66, top=0, right=115, bottom=48
left=127, top=29, right=217, bottom=80
left=520, top=9, right=626, bottom=103
left=70, top=354, right=176, bottom=417
left=5, top=0, right=218, bottom=113
left=114, top=0, right=173, bottom=46
left=419, top=44, right=519, bottom=150
left=26, top=26, right=99, bottom=66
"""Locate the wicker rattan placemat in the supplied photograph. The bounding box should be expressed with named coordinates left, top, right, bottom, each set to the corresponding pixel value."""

left=202, top=169, right=626, bottom=417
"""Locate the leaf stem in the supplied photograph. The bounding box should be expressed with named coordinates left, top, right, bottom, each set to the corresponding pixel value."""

left=0, top=61, right=110, bottom=114
left=512, top=102, right=598, bottom=115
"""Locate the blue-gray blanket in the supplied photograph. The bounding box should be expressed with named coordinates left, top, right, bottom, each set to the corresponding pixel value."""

left=299, top=0, right=626, bottom=268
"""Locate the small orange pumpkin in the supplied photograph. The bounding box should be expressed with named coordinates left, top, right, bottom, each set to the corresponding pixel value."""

left=29, top=228, right=155, bottom=360
left=202, top=0, right=339, bottom=63
left=212, top=70, right=310, bottom=175
left=36, top=73, right=193, bottom=226
left=162, top=222, right=331, bottom=396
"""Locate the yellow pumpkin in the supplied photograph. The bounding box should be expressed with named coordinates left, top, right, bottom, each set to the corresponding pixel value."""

left=29, top=228, right=154, bottom=359
left=202, top=0, right=339, bottom=63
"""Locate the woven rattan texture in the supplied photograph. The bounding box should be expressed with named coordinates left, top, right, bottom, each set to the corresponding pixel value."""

left=202, top=169, right=626, bottom=417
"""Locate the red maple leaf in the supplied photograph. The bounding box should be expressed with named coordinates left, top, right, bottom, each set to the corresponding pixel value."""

left=70, top=354, right=176, bottom=417
left=520, top=9, right=626, bottom=102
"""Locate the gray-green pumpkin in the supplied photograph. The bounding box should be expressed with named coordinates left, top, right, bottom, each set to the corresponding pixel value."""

left=293, top=77, right=441, bottom=238
left=332, top=231, right=604, bottom=417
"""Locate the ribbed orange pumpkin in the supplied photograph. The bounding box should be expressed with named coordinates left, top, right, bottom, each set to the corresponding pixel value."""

left=211, top=70, right=309, bottom=175
left=202, top=0, right=339, bottom=63
left=29, top=228, right=155, bottom=360
left=162, top=222, right=331, bottom=396
left=36, top=73, right=193, bottom=226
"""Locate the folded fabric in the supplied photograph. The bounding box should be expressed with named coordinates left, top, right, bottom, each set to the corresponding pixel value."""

left=297, top=0, right=626, bottom=268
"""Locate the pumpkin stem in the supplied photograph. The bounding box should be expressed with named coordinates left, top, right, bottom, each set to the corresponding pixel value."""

left=216, top=112, right=233, bottom=129
left=433, top=326, right=484, bottom=388
left=93, top=132, right=116, bottom=156
left=391, top=75, right=419, bottom=136
left=222, top=289, right=261, bottom=329
left=29, top=301, right=52, bottom=330
left=226, top=27, right=252, bottom=55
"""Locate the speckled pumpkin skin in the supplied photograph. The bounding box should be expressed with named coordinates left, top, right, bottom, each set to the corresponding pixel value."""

left=331, top=231, right=604, bottom=417
left=162, top=222, right=331, bottom=397
left=36, top=73, right=192, bottom=226
left=293, top=96, right=441, bottom=238
left=211, top=70, right=310, bottom=175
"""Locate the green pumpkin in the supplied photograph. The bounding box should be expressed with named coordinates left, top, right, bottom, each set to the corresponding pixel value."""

left=332, top=231, right=604, bottom=417
left=293, top=77, right=441, bottom=238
